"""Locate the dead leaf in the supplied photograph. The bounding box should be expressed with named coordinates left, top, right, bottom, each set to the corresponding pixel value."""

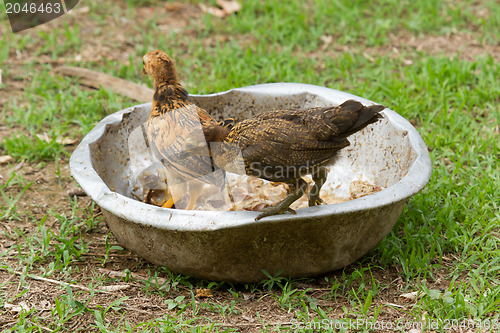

left=36, top=133, right=79, bottom=145
left=217, top=0, right=241, bottom=15
left=402, top=59, right=414, bottom=65
left=407, top=329, right=422, bottom=333
left=0, top=155, right=13, bottom=164
left=241, top=315, right=255, bottom=322
left=320, top=35, right=333, bottom=44
left=382, top=301, right=404, bottom=308
left=320, top=35, right=333, bottom=51
left=196, top=288, right=213, bottom=298
left=362, top=52, right=375, bottom=62
left=400, top=291, right=423, bottom=302
left=199, top=3, right=225, bottom=17
left=0, top=68, right=3, bottom=85
left=57, top=137, right=79, bottom=145
left=36, top=133, right=51, bottom=143
left=39, top=300, right=52, bottom=311
left=199, top=0, right=241, bottom=18
left=165, top=2, right=184, bottom=11
left=4, top=301, right=30, bottom=314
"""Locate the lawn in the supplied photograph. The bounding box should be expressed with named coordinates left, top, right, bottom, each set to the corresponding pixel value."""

left=0, top=0, right=499, bottom=331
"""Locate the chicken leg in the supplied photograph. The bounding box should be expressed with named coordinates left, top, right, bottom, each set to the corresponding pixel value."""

left=308, top=166, right=329, bottom=206
left=161, top=197, right=175, bottom=208
left=255, top=178, right=308, bottom=221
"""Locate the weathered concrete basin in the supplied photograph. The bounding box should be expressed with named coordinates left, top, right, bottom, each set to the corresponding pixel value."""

left=70, top=83, right=431, bottom=283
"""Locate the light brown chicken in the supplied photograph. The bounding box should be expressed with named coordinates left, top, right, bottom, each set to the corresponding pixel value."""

left=142, top=50, right=229, bottom=209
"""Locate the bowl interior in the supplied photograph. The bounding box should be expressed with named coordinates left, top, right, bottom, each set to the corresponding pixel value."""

left=89, top=89, right=417, bottom=206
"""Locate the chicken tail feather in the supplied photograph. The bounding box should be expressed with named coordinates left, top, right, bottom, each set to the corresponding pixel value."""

left=330, top=100, right=385, bottom=137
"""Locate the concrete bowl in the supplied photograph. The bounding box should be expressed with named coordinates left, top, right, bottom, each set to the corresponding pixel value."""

left=69, top=83, right=431, bottom=283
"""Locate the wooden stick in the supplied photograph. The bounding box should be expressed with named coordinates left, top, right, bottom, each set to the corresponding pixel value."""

left=13, top=270, right=91, bottom=292
left=55, top=66, right=154, bottom=102
left=6, top=269, right=129, bottom=294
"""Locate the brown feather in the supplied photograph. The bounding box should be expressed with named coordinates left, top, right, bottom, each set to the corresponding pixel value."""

left=212, top=100, right=385, bottom=182
left=143, top=50, right=226, bottom=207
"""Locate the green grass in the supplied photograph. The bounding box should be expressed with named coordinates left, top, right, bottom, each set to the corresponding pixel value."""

left=0, top=0, right=499, bottom=331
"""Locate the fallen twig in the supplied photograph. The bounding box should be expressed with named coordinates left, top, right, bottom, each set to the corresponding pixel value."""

left=14, top=270, right=92, bottom=292
left=5, top=269, right=129, bottom=294
left=55, top=66, right=153, bottom=102
left=9, top=57, right=101, bottom=65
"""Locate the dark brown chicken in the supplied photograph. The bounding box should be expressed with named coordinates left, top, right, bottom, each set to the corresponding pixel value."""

left=210, top=100, right=385, bottom=220
left=143, top=50, right=228, bottom=210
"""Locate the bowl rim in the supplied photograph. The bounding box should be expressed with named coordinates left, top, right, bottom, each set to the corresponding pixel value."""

left=69, top=83, right=431, bottom=231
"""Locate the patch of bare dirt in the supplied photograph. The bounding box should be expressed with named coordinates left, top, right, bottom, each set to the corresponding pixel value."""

left=401, top=33, right=498, bottom=61
left=3, top=2, right=203, bottom=67
left=0, top=160, right=84, bottom=255
left=316, top=31, right=500, bottom=64
left=370, top=31, right=500, bottom=62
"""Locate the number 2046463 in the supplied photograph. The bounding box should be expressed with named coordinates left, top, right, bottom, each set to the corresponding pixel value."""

left=5, top=2, right=62, bottom=14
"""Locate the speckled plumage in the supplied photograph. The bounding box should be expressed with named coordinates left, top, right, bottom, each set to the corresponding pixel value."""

left=216, top=101, right=384, bottom=179
left=211, top=100, right=385, bottom=220
left=143, top=50, right=225, bottom=209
